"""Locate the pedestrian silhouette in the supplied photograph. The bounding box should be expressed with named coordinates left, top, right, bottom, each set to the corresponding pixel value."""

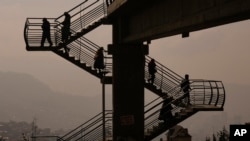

left=148, top=59, right=157, bottom=84
left=61, top=12, right=71, bottom=43
left=181, top=74, right=191, bottom=105
left=158, top=96, right=174, bottom=124
left=41, top=18, right=53, bottom=47
left=94, top=47, right=105, bottom=73
left=61, top=12, right=71, bottom=53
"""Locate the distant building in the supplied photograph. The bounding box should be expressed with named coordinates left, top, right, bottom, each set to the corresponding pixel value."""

left=166, top=125, right=192, bottom=141
left=0, top=136, right=8, bottom=141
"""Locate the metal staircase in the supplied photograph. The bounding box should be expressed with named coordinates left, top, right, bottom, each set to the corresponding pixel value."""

left=59, top=110, right=113, bottom=141
left=144, top=79, right=225, bottom=141
left=32, top=80, right=225, bottom=141
left=24, top=0, right=107, bottom=50
left=24, top=0, right=226, bottom=140
left=32, top=110, right=113, bottom=141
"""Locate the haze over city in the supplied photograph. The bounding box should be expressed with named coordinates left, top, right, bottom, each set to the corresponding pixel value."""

left=0, top=0, right=250, bottom=140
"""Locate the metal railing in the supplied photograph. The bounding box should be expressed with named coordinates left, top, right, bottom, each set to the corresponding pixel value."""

left=33, top=80, right=224, bottom=141
left=23, top=0, right=122, bottom=78
left=24, top=18, right=59, bottom=48
left=145, top=56, right=183, bottom=96
left=144, top=79, right=225, bottom=135
left=24, top=17, right=112, bottom=75
left=54, top=28, right=113, bottom=75
left=32, top=110, right=113, bottom=141
left=62, top=110, right=112, bottom=141
left=24, top=18, right=222, bottom=97
left=55, top=0, right=107, bottom=33
left=31, top=136, right=65, bottom=141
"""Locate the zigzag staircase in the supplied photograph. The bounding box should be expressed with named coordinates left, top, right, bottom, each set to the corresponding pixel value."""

left=24, top=0, right=226, bottom=140
left=31, top=80, right=225, bottom=141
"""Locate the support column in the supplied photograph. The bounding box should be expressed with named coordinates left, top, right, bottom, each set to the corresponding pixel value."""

left=108, top=15, right=148, bottom=141
left=110, top=44, right=147, bottom=141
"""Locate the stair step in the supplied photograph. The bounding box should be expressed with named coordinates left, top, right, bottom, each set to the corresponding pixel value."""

left=101, top=76, right=112, bottom=84
left=68, top=56, right=75, bottom=59
left=182, top=107, right=194, bottom=113
left=74, top=60, right=83, bottom=65
left=26, top=46, right=59, bottom=51
left=94, top=21, right=101, bottom=25
left=174, top=112, right=185, bottom=119
left=80, top=62, right=87, bottom=66
left=178, top=112, right=188, bottom=117
left=76, top=32, right=82, bottom=36
left=82, top=65, right=92, bottom=71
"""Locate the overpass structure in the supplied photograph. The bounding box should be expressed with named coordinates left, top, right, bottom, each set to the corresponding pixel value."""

left=24, top=0, right=250, bottom=140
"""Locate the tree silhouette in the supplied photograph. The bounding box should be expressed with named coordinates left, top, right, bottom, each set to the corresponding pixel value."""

left=217, top=126, right=229, bottom=141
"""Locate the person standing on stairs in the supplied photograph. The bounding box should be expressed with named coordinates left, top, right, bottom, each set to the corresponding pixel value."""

left=94, top=47, right=105, bottom=73
left=158, top=96, right=174, bottom=124
left=61, top=12, right=71, bottom=53
left=40, top=18, right=53, bottom=47
left=181, top=74, right=191, bottom=106
left=148, top=59, right=157, bottom=85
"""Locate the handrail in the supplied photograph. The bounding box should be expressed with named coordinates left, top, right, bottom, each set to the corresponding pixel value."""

left=52, top=25, right=113, bottom=74
left=145, top=56, right=183, bottom=93
left=53, top=79, right=224, bottom=141
left=75, top=119, right=112, bottom=141
left=30, top=79, right=224, bottom=141
left=70, top=3, right=106, bottom=32
left=189, top=79, right=225, bottom=107
left=24, top=18, right=58, bottom=48
left=55, top=0, right=105, bottom=31
left=31, top=135, right=65, bottom=141
left=146, top=56, right=183, bottom=81
left=24, top=19, right=29, bottom=47
left=25, top=17, right=222, bottom=101
left=60, top=110, right=112, bottom=141
left=61, top=111, right=103, bottom=139
left=55, top=0, right=90, bottom=20
left=144, top=79, right=225, bottom=136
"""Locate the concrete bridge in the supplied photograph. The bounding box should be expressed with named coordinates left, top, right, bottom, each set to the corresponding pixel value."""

left=107, top=0, right=249, bottom=140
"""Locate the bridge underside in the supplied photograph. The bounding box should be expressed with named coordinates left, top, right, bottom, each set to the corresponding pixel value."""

left=108, top=0, right=250, bottom=43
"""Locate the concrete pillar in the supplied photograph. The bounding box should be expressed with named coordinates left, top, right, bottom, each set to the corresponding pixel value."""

left=109, top=17, right=148, bottom=141
left=111, top=44, right=145, bottom=141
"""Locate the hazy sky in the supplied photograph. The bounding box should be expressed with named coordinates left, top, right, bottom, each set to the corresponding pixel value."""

left=0, top=0, right=250, bottom=97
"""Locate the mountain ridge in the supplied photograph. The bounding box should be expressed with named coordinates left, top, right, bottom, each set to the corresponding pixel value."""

left=0, top=71, right=101, bottom=130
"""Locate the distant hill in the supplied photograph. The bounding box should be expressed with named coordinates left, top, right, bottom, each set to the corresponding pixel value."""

left=0, top=71, right=102, bottom=130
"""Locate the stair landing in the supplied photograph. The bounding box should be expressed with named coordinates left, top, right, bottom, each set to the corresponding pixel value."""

left=190, top=105, right=223, bottom=111
left=26, top=46, right=60, bottom=51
